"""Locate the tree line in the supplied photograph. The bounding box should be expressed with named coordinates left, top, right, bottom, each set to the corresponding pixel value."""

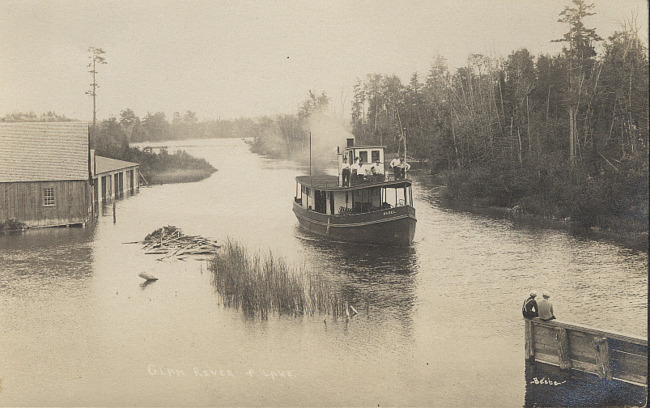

left=112, top=109, right=258, bottom=143
left=348, top=1, right=647, bottom=230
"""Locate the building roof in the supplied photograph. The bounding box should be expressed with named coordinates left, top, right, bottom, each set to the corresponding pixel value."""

left=0, top=121, right=89, bottom=182
left=94, top=155, right=139, bottom=176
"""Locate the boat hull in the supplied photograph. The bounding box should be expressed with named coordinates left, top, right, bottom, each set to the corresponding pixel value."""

left=292, top=202, right=416, bottom=246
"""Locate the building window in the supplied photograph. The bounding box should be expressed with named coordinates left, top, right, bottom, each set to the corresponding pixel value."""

left=43, top=187, right=55, bottom=206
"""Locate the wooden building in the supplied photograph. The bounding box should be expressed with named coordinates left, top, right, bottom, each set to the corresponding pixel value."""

left=91, top=152, right=139, bottom=203
left=0, top=122, right=92, bottom=227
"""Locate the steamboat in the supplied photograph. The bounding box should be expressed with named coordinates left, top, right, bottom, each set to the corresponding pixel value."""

left=293, top=138, right=416, bottom=245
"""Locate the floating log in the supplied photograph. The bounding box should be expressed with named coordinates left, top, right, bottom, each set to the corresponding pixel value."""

left=138, top=271, right=158, bottom=281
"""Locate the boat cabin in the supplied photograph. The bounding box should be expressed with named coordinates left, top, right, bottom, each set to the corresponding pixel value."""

left=294, top=138, right=413, bottom=217
left=294, top=175, right=413, bottom=216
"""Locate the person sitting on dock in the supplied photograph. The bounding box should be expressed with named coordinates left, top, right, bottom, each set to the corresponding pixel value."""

left=341, top=156, right=351, bottom=186
left=537, top=292, right=555, bottom=321
left=522, top=292, right=538, bottom=319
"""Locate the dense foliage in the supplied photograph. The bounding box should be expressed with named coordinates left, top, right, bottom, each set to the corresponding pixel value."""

left=348, top=1, right=648, bottom=230
left=89, top=115, right=216, bottom=184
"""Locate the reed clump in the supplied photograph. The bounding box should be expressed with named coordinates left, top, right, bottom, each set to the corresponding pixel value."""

left=208, top=240, right=351, bottom=318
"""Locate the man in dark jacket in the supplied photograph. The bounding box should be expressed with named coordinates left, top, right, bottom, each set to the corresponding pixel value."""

left=522, top=292, right=538, bottom=318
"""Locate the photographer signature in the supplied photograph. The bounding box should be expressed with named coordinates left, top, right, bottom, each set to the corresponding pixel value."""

left=530, top=376, right=566, bottom=386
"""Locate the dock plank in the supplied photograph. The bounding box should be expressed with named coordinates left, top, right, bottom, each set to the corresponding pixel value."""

left=609, top=338, right=647, bottom=356
left=611, top=350, right=648, bottom=377
left=535, top=352, right=560, bottom=366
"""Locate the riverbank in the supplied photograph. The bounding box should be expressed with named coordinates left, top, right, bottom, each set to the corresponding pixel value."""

left=116, top=146, right=217, bottom=185
left=428, top=180, right=648, bottom=252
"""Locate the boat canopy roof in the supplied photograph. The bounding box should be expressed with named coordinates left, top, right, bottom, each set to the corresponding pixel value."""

left=295, top=175, right=411, bottom=191
left=347, top=145, right=387, bottom=150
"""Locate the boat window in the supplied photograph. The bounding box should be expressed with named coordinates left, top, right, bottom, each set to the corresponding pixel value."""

left=295, top=183, right=302, bottom=204
left=359, top=151, right=368, bottom=164
left=377, top=185, right=411, bottom=209
left=371, top=150, right=380, bottom=163
left=348, top=187, right=385, bottom=214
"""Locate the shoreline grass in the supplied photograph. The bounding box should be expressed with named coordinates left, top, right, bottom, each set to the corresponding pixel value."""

left=148, top=168, right=215, bottom=184
left=208, top=240, right=350, bottom=319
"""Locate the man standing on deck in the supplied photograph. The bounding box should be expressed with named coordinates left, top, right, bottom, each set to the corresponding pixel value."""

left=398, top=158, right=410, bottom=179
left=390, top=157, right=400, bottom=180
left=537, top=292, right=556, bottom=321
left=341, top=156, right=350, bottom=186
left=351, top=158, right=361, bottom=184
left=522, top=292, right=538, bottom=319
left=371, top=160, right=383, bottom=181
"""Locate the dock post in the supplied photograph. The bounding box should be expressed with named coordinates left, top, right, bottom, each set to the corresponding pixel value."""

left=555, top=327, right=571, bottom=370
left=592, top=337, right=612, bottom=380
left=525, top=319, right=535, bottom=360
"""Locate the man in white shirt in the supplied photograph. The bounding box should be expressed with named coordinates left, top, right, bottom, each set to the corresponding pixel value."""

left=371, top=160, right=383, bottom=181
left=390, top=157, right=400, bottom=180
left=341, top=156, right=351, bottom=186
left=350, top=158, right=361, bottom=184
left=398, top=158, right=410, bottom=179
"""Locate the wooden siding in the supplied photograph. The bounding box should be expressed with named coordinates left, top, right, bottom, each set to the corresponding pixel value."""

left=0, top=180, right=89, bottom=227
left=525, top=318, right=647, bottom=386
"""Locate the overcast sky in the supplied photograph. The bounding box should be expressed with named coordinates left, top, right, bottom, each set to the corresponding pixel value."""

left=1, top=0, right=647, bottom=121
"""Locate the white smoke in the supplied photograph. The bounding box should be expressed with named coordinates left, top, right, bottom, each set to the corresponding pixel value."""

left=302, top=112, right=353, bottom=174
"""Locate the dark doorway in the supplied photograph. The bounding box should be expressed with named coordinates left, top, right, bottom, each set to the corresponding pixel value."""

left=314, top=190, right=327, bottom=214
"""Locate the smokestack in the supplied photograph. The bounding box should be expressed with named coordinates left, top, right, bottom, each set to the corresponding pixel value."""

left=337, top=152, right=343, bottom=186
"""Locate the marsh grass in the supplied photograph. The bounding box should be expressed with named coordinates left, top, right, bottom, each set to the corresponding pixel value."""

left=208, top=240, right=350, bottom=318
left=148, top=168, right=214, bottom=184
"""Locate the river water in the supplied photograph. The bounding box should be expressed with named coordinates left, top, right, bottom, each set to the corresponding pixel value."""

left=0, top=138, right=646, bottom=406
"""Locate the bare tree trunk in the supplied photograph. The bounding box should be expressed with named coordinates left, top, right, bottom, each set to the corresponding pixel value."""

left=451, top=113, right=461, bottom=168
left=569, top=107, right=575, bottom=164
left=517, top=127, right=523, bottom=165
left=526, top=95, right=532, bottom=156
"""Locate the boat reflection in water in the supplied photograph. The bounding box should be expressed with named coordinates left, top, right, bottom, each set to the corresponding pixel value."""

left=295, top=229, right=419, bottom=320
left=293, top=138, right=416, bottom=246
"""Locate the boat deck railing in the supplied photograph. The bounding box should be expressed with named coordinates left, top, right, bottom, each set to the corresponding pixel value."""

left=343, top=173, right=411, bottom=187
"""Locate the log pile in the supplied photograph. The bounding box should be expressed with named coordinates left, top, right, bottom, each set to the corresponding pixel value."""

left=133, top=226, right=220, bottom=260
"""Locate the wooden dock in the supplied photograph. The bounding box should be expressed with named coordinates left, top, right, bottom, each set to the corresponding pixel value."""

left=525, top=318, right=647, bottom=387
